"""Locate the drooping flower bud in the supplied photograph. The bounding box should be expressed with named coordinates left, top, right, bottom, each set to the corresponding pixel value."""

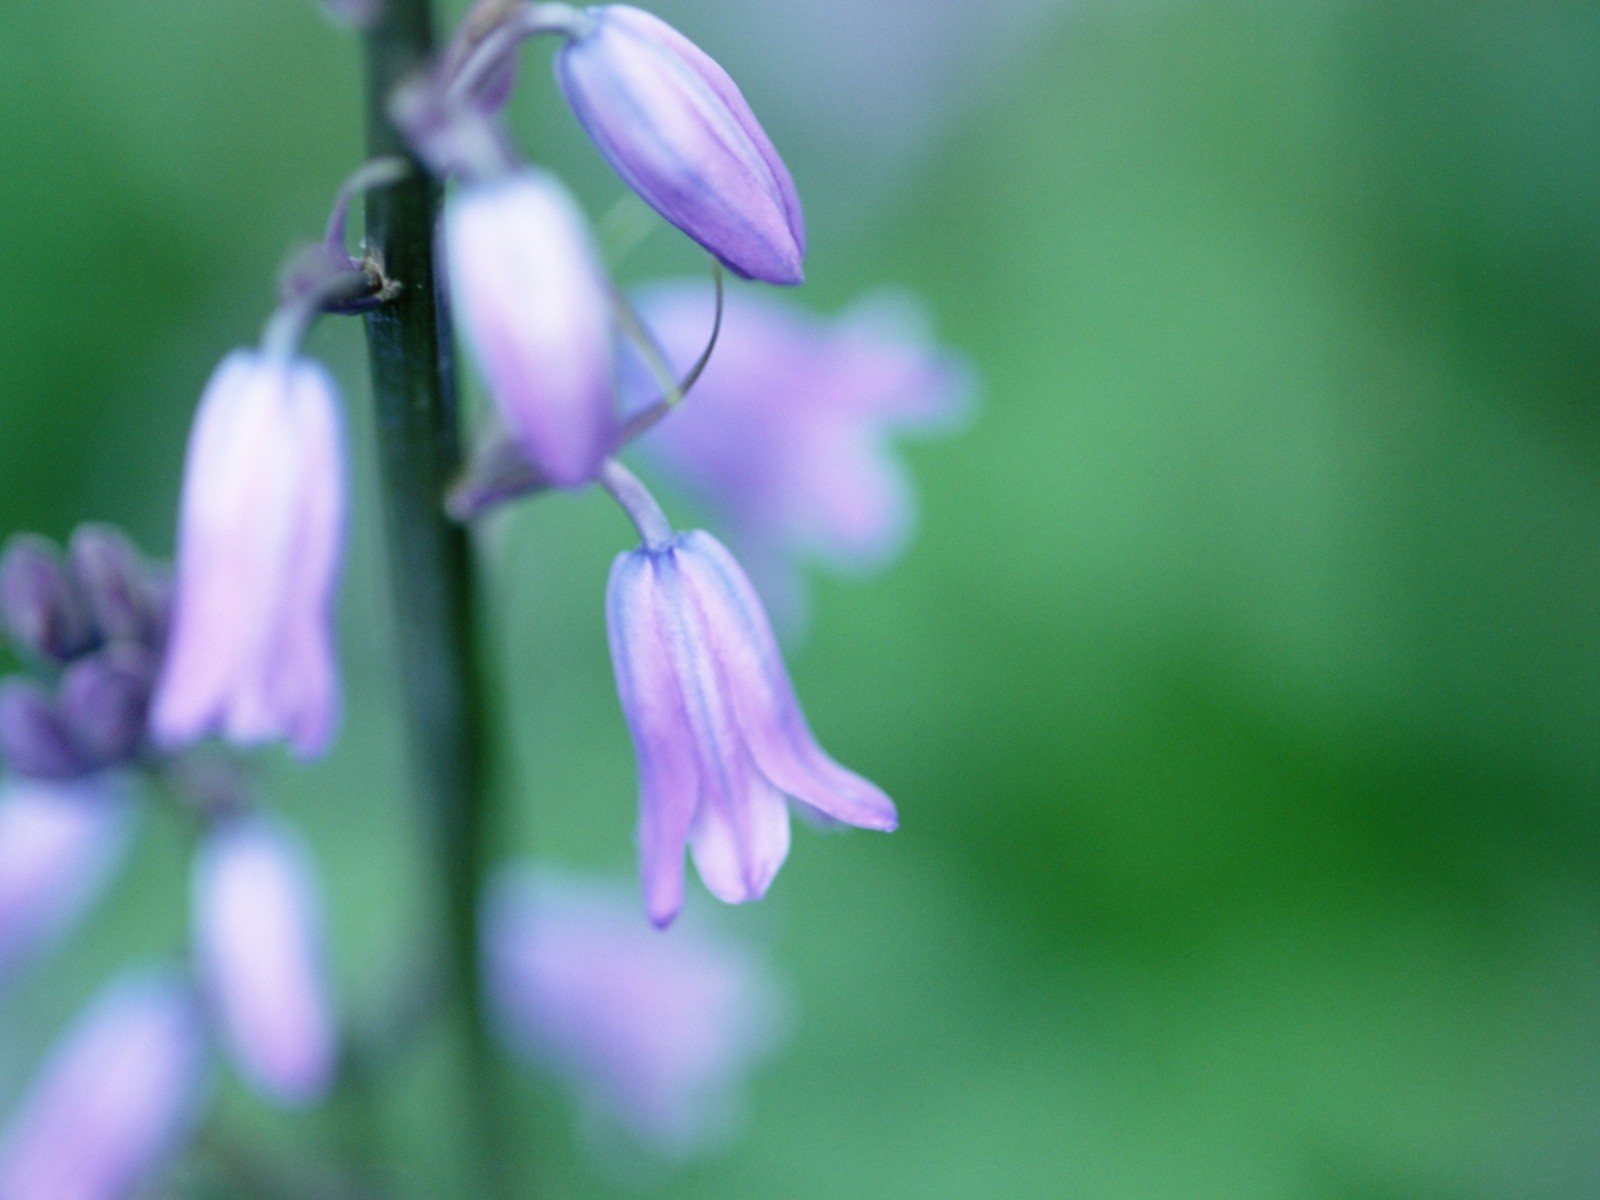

left=0, top=971, right=206, bottom=1200
left=67, top=525, right=165, bottom=650
left=606, top=526, right=896, bottom=926
left=192, top=814, right=336, bottom=1105
left=59, top=646, right=156, bottom=768
left=556, top=5, right=805, bottom=285
left=0, top=536, right=93, bottom=664
left=0, top=680, right=86, bottom=781
left=445, top=169, right=617, bottom=488
left=0, top=777, right=130, bottom=985
left=484, top=865, right=787, bottom=1155
left=149, top=350, right=345, bottom=759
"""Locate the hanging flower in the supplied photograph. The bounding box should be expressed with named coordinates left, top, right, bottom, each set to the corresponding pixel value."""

left=149, top=350, right=345, bottom=759
left=445, top=169, right=618, bottom=488
left=607, top=525, right=896, bottom=926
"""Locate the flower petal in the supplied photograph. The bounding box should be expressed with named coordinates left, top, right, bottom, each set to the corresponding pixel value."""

left=446, top=171, right=616, bottom=489
left=192, top=814, right=336, bottom=1105
left=607, top=550, right=700, bottom=926
left=0, top=971, right=206, bottom=1200
left=675, top=532, right=897, bottom=831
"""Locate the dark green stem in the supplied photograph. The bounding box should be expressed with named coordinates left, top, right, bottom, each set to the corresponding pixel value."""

left=360, top=4, right=508, bottom=1195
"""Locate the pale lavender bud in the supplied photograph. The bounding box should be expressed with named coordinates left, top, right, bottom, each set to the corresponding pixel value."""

left=66, top=526, right=161, bottom=650
left=0, top=777, right=130, bottom=985
left=0, top=971, right=205, bottom=1200
left=607, top=529, right=896, bottom=926
left=0, top=537, right=92, bottom=664
left=556, top=5, right=805, bottom=285
left=192, top=814, right=336, bottom=1106
left=628, top=283, right=974, bottom=624
left=149, top=350, right=345, bottom=759
left=59, top=647, right=155, bottom=768
left=445, top=169, right=617, bottom=488
left=484, top=866, right=786, bottom=1155
left=0, top=681, right=87, bottom=781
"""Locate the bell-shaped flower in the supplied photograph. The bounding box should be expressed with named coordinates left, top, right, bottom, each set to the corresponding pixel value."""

left=191, top=813, right=336, bottom=1106
left=0, top=970, right=206, bottom=1200
left=607, top=528, right=896, bottom=926
left=0, top=777, right=130, bottom=986
left=483, top=865, right=786, bottom=1155
left=446, top=169, right=617, bottom=488
left=556, top=5, right=805, bottom=285
left=627, top=283, right=973, bottom=624
left=149, top=349, right=345, bottom=759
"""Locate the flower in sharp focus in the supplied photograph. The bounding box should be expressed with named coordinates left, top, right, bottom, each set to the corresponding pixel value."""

left=557, top=5, right=805, bottom=285
left=149, top=350, right=345, bottom=759
left=192, top=813, right=337, bottom=1106
left=446, top=168, right=617, bottom=488
left=607, top=529, right=897, bottom=927
left=0, top=776, right=131, bottom=987
left=0, top=970, right=206, bottom=1200
left=484, top=865, right=787, bottom=1156
left=627, top=283, right=974, bottom=625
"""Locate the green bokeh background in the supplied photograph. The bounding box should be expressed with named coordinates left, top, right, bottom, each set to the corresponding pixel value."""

left=3, top=2, right=1600, bottom=1196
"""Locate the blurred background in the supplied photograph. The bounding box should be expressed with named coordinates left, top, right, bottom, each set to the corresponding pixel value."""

left=3, top=1, right=1600, bottom=1196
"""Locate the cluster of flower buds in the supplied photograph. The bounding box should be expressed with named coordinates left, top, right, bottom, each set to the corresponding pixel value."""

left=0, top=527, right=168, bottom=780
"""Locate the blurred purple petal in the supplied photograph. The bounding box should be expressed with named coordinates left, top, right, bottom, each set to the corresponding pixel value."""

left=0, top=537, right=92, bottom=664
left=557, top=5, right=804, bottom=284
left=607, top=530, right=894, bottom=926
left=628, top=282, right=974, bottom=624
left=0, top=970, right=206, bottom=1200
left=0, top=777, right=130, bottom=986
left=484, top=865, right=787, bottom=1155
left=445, top=170, right=617, bottom=488
left=149, top=350, right=345, bottom=759
left=65, top=526, right=164, bottom=651
left=0, top=682, right=88, bottom=782
left=192, top=814, right=336, bottom=1106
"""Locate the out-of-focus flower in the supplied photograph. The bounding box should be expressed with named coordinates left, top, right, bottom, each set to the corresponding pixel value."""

left=629, top=283, right=973, bottom=624
left=446, top=169, right=617, bottom=488
left=315, top=0, right=382, bottom=29
left=483, top=864, right=786, bottom=1155
left=0, top=650, right=156, bottom=783
left=192, top=813, right=336, bottom=1106
left=66, top=526, right=167, bottom=651
left=557, top=5, right=805, bottom=285
left=607, top=528, right=896, bottom=927
left=0, top=537, right=93, bottom=665
left=149, top=350, right=345, bottom=759
left=0, top=970, right=206, bottom=1200
left=0, top=777, right=130, bottom=986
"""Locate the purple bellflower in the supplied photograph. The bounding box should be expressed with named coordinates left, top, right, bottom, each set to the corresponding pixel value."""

left=0, top=777, right=129, bottom=986
left=192, top=813, right=336, bottom=1106
left=603, top=472, right=896, bottom=926
left=446, top=169, right=618, bottom=488
left=149, top=349, right=345, bottom=759
left=557, top=5, right=806, bottom=284
left=629, top=283, right=973, bottom=623
left=484, top=865, right=786, bottom=1155
left=0, top=971, right=205, bottom=1200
